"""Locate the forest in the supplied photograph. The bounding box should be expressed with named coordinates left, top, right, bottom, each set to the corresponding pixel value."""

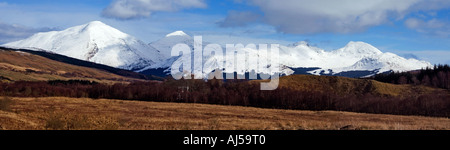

left=0, top=77, right=449, bottom=118
left=374, top=64, right=450, bottom=89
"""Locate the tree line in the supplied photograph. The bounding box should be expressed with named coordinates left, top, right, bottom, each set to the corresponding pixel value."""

left=374, top=64, right=450, bottom=89
left=0, top=79, right=448, bottom=117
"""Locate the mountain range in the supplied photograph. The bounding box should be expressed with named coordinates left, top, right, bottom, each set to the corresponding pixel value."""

left=2, top=21, right=432, bottom=78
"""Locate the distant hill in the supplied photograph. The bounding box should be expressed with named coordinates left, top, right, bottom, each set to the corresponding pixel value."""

left=0, top=47, right=161, bottom=83
left=253, top=74, right=442, bottom=97
left=373, top=64, right=450, bottom=90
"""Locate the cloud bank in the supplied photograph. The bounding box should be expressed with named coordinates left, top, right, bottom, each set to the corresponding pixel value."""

left=102, top=0, right=207, bottom=20
left=217, top=11, right=262, bottom=27
left=220, top=0, right=450, bottom=34
left=405, top=18, right=450, bottom=38
left=0, top=21, right=54, bottom=44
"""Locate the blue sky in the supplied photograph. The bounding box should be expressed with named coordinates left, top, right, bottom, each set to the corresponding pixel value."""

left=0, top=0, right=449, bottom=64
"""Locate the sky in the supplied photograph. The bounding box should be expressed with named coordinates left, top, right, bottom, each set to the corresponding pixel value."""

left=0, top=0, right=449, bottom=65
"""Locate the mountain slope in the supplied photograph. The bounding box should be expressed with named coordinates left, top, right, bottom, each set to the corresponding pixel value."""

left=0, top=47, right=155, bottom=83
left=3, top=21, right=162, bottom=71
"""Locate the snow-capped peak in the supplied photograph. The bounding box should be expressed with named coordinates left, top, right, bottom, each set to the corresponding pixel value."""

left=84, top=20, right=108, bottom=28
left=3, top=21, right=163, bottom=71
left=338, top=41, right=383, bottom=55
left=74, top=21, right=116, bottom=33
left=151, top=31, right=194, bottom=59
left=166, top=31, right=188, bottom=37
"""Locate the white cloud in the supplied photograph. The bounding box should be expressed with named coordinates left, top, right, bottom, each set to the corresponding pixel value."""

left=0, top=21, right=54, bottom=44
left=202, top=34, right=293, bottom=46
left=249, top=0, right=421, bottom=34
left=409, top=0, right=450, bottom=11
left=102, top=0, right=207, bottom=20
left=405, top=18, right=450, bottom=37
left=224, top=0, right=450, bottom=34
left=217, top=11, right=262, bottom=27
left=0, top=2, right=101, bottom=29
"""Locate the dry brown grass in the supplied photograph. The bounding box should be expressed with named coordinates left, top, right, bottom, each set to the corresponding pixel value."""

left=0, top=50, right=143, bottom=84
left=0, top=97, right=449, bottom=130
left=252, top=75, right=440, bottom=97
left=0, top=96, right=14, bottom=111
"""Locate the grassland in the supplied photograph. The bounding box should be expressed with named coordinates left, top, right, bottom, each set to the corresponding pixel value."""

left=0, top=97, right=449, bottom=130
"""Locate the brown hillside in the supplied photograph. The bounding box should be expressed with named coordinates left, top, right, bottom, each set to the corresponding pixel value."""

left=266, top=75, right=441, bottom=97
left=0, top=49, right=144, bottom=83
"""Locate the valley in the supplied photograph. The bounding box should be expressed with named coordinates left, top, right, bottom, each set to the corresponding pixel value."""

left=0, top=21, right=448, bottom=131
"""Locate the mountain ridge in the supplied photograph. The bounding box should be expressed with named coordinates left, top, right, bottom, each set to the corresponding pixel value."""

left=2, top=21, right=432, bottom=78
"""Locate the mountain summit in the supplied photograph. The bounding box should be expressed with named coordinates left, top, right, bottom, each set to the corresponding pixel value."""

left=165, top=31, right=189, bottom=37
left=3, top=21, right=162, bottom=71
left=336, top=41, right=383, bottom=56
left=150, top=30, right=194, bottom=59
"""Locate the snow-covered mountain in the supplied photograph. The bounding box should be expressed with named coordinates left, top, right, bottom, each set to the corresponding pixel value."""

left=2, top=21, right=162, bottom=71
left=150, top=31, right=194, bottom=59
left=144, top=31, right=285, bottom=78
left=276, top=41, right=432, bottom=77
left=2, top=21, right=432, bottom=78
left=142, top=34, right=432, bottom=78
left=143, top=31, right=224, bottom=75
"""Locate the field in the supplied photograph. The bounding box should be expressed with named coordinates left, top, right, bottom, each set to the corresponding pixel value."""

left=0, top=97, right=449, bottom=130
